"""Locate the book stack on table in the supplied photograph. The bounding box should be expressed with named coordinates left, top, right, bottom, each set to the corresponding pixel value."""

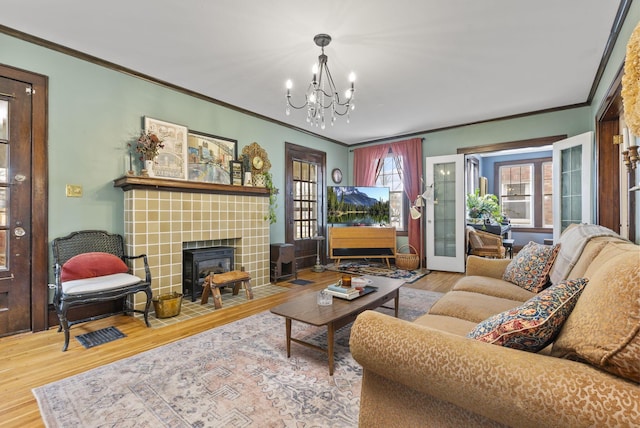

left=325, top=284, right=361, bottom=300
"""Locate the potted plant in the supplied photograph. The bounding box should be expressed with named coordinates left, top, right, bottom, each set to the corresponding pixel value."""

left=131, top=131, right=164, bottom=176
left=263, top=171, right=278, bottom=224
left=466, top=189, right=503, bottom=225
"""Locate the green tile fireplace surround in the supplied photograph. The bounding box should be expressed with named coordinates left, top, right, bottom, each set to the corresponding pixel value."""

left=114, top=176, right=270, bottom=310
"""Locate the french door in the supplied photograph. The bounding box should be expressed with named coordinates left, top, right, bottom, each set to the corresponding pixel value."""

left=284, top=143, right=326, bottom=269
left=425, top=154, right=466, bottom=272
left=552, top=132, right=594, bottom=241
left=0, top=65, right=48, bottom=335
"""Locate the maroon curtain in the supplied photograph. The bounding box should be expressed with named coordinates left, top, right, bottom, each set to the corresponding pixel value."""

left=353, top=144, right=391, bottom=185
left=391, top=138, right=423, bottom=258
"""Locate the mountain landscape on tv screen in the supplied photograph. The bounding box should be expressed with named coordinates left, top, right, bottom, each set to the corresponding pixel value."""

left=328, top=186, right=390, bottom=225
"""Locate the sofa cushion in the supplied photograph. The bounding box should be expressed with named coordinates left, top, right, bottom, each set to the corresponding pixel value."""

left=467, top=278, right=588, bottom=352
left=502, top=241, right=560, bottom=292
left=552, top=242, right=640, bottom=383
left=549, top=223, right=624, bottom=284
left=565, top=237, right=609, bottom=279
left=454, top=276, right=535, bottom=302
left=61, top=252, right=129, bottom=282
left=428, top=290, right=524, bottom=324
left=413, top=314, right=478, bottom=337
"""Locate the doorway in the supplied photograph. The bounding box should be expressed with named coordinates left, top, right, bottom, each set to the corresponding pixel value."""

left=284, top=143, right=326, bottom=270
left=596, top=65, right=631, bottom=240
left=0, top=64, right=48, bottom=335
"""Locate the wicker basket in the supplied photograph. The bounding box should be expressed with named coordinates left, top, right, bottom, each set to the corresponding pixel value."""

left=395, top=244, right=419, bottom=270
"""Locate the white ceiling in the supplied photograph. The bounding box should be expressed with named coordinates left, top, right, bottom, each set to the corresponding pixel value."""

left=0, top=0, right=624, bottom=145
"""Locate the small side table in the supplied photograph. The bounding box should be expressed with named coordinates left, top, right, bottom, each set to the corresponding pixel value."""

left=270, top=243, right=296, bottom=282
left=201, top=270, right=253, bottom=309
left=503, top=239, right=514, bottom=258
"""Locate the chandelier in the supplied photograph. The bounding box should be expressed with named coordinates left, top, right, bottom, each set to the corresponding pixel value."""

left=285, top=34, right=356, bottom=129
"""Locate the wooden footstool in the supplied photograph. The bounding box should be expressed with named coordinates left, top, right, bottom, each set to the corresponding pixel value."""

left=200, top=270, right=253, bottom=309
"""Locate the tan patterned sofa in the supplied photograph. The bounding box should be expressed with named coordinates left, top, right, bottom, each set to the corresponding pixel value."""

left=350, top=224, right=640, bottom=427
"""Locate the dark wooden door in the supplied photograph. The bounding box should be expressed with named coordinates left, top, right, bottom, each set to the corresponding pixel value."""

left=0, top=66, right=48, bottom=335
left=284, top=143, right=326, bottom=269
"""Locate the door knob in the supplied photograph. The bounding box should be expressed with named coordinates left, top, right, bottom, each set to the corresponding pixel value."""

left=14, top=227, right=25, bottom=237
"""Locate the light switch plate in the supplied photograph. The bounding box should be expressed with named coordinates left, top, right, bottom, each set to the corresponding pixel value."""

left=65, top=184, right=83, bottom=197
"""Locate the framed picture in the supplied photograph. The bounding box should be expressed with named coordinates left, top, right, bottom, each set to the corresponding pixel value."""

left=187, top=131, right=237, bottom=184
left=144, top=117, right=188, bottom=180
left=230, top=160, right=243, bottom=185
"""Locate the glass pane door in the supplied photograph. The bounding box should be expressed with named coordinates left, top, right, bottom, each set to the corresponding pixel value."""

left=426, top=154, right=465, bottom=272
left=552, top=132, right=593, bottom=241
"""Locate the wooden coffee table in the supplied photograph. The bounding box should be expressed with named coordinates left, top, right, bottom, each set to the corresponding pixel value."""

left=270, top=276, right=405, bottom=375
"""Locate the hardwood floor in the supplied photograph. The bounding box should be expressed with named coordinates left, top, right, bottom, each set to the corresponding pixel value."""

left=0, top=269, right=461, bottom=427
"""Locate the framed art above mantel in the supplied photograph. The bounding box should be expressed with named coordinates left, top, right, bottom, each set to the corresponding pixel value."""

left=144, top=116, right=188, bottom=180
left=187, top=131, right=237, bottom=184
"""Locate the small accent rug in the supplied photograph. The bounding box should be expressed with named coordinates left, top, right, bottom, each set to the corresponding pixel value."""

left=33, top=287, right=443, bottom=428
left=288, top=278, right=314, bottom=285
left=75, top=326, right=126, bottom=349
left=327, top=261, right=430, bottom=283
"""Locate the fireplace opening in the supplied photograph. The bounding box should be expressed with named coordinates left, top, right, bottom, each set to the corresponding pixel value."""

left=183, top=246, right=234, bottom=302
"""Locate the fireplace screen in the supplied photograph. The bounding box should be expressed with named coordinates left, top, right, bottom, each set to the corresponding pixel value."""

left=183, top=246, right=234, bottom=301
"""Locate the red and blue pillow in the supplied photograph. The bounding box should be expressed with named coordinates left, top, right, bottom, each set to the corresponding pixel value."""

left=467, top=278, right=588, bottom=352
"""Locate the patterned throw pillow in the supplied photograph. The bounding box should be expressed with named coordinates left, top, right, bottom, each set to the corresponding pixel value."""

left=466, top=278, right=588, bottom=352
left=502, top=241, right=560, bottom=292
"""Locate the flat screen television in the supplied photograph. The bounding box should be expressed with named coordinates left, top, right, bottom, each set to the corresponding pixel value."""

left=327, top=186, right=390, bottom=225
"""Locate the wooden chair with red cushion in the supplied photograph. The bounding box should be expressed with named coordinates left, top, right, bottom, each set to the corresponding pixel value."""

left=51, top=230, right=152, bottom=351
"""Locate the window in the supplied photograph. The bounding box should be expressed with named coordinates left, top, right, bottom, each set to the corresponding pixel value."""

left=496, top=157, right=552, bottom=229
left=542, top=161, right=553, bottom=227
left=292, top=160, right=319, bottom=239
left=375, top=153, right=406, bottom=232
left=500, top=164, right=533, bottom=226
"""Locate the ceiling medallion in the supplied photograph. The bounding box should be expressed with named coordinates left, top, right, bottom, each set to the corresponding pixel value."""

left=285, top=33, right=356, bottom=129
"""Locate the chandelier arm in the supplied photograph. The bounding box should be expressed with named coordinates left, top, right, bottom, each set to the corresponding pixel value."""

left=286, top=96, right=309, bottom=110
left=324, top=66, right=351, bottom=107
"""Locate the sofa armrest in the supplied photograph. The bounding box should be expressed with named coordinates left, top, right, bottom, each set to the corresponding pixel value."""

left=466, top=255, right=511, bottom=278
left=350, top=311, right=640, bottom=428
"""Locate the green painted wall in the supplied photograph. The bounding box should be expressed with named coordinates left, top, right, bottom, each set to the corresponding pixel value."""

left=0, top=32, right=348, bottom=243
left=1, top=3, right=638, bottom=246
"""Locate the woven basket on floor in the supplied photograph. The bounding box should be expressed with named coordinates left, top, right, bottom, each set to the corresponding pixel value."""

left=395, top=244, right=419, bottom=270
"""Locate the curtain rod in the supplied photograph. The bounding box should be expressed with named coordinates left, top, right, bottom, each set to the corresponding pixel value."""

left=349, top=137, right=425, bottom=152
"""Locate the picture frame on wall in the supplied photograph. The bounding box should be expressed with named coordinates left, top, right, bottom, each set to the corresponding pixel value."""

left=143, top=116, right=188, bottom=180
left=229, top=160, right=243, bottom=185
left=187, top=131, right=237, bottom=184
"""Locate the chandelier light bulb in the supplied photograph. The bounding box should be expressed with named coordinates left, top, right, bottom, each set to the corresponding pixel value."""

left=349, top=72, right=356, bottom=83
left=286, top=80, right=293, bottom=89
left=345, top=89, right=352, bottom=99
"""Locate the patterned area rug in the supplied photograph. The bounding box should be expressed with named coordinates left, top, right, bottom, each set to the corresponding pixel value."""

left=33, top=287, right=442, bottom=428
left=327, top=261, right=430, bottom=283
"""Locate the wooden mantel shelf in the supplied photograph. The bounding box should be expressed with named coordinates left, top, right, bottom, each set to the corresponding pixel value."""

left=113, top=176, right=269, bottom=196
